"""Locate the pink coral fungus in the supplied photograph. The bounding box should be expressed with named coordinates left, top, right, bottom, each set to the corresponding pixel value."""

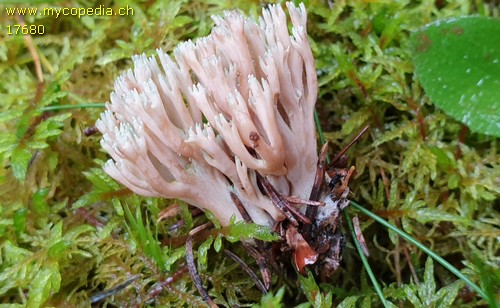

left=97, top=2, right=318, bottom=226
left=97, top=2, right=351, bottom=277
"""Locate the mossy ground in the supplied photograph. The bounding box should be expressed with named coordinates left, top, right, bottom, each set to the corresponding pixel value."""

left=0, top=0, right=498, bottom=307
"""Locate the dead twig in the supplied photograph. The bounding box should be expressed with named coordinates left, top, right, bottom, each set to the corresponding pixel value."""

left=303, top=142, right=329, bottom=238
left=257, top=173, right=311, bottom=225
left=186, top=225, right=217, bottom=308
left=157, top=203, right=181, bottom=223
left=330, top=125, right=370, bottom=165
left=242, top=242, right=273, bottom=291
left=283, top=196, right=324, bottom=207
left=90, top=275, right=141, bottom=304
left=230, top=192, right=253, bottom=223
left=224, top=249, right=268, bottom=294
left=352, top=215, right=369, bottom=257
left=146, top=266, right=189, bottom=302
left=14, top=14, right=43, bottom=83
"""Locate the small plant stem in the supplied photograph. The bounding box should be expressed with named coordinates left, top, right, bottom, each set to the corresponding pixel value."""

left=344, top=209, right=389, bottom=307
left=396, top=219, right=420, bottom=285
left=186, top=235, right=217, bottom=308
left=224, top=249, right=268, bottom=294
left=331, top=125, right=370, bottom=165
left=90, top=275, right=141, bottom=304
left=350, top=201, right=489, bottom=302
left=15, top=14, right=43, bottom=83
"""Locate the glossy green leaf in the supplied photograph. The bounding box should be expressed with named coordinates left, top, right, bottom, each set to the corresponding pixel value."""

left=411, top=17, right=500, bottom=137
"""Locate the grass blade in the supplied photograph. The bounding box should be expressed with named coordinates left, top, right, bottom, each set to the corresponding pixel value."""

left=350, top=201, right=490, bottom=304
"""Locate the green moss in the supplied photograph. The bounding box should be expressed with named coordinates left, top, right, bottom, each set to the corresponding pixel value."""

left=1, top=0, right=498, bottom=306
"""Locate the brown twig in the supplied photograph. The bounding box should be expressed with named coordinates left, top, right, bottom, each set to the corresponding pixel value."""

left=407, top=97, right=426, bottom=140
left=224, top=249, right=268, bottom=294
left=333, top=166, right=356, bottom=198
left=230, top=192, right=252, bottom=223
left=74, top=207, right=105, bottom=228
left=90, top=275, right=142, bottom=304
left=304, top=142, right=328, bottom=238
left=257, top=173, right=311, bottom=225
left=379, top=167, right=390, bottom=200
left=146, top=266, right=189, bottom=302
left=395, top=219, right=420, bottom=285
left=157, top=203, right=181, bottom=223
left=331, top=125, right=370, bottom=165
left=309, top=142, right=328, bottom=204
left=352, top=216, right=369, bottom=257
left=283, top=196, right=324, bottom=207
left=14, top=14, right=43, bottom=83
left=394, top=237, right=402, bottom=289
left=402, top=239, right=420, bottom=285
left=186, top=235, right=217, bottom=307
left=242, top=242, right=273, bottom=290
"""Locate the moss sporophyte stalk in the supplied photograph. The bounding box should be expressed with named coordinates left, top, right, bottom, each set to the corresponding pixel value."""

left=97, top=1, right=354, bottom=297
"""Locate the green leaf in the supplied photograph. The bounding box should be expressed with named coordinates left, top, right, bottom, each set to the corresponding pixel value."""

left=197, top=235, right=213, bottom=269
left=0, top=304, right=24, bottom=308
left=164, top=247, right=185, bottom=271
left=298, top=271, right=332, bottom=308
left=27, top=262, right=61, bottom=308
left=253, top=286, right=285, bottom=308
left=171, top=15, right=193, bottom=28
left=47, top=240, right=70, bottom=258
left=419, top=257, right=436, bottom=305
left=1, top=240, right=32, bottom=264
left=15, top=110, right=36, bottom=139
left=205, top=209, right=221, bottom=229
left=63, top=224, right=95, bottom=241
left=337, top=296, right=360, bottom=308
left=10, top=145, right=31, bottom=182
left=47, top=221, right=64, bottom=246
left=428, top=146, right=456, bottom=170
left=72, top=167, right=121, bottom=209
left=410, top=207, right=468, bottom=224
left=214, top=234, right=223, bottom=253
left=33, top=113, right=71, bottom=141
left=96, top=48, right=133, bottom=66
left=224, top=221, right=279, bottom=243
left=32, top=188, right=50, bottom=216
left=436, top=280, right=464, bottom=307
left=13, top=208, right=28, bottom=234
left=411, top=17, right=500, bottom=137
left=83, top=167, right=120, bottom=191
left=340, top=107, right=370, bottom=135
left=447, top=173, right=460, bottom=189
